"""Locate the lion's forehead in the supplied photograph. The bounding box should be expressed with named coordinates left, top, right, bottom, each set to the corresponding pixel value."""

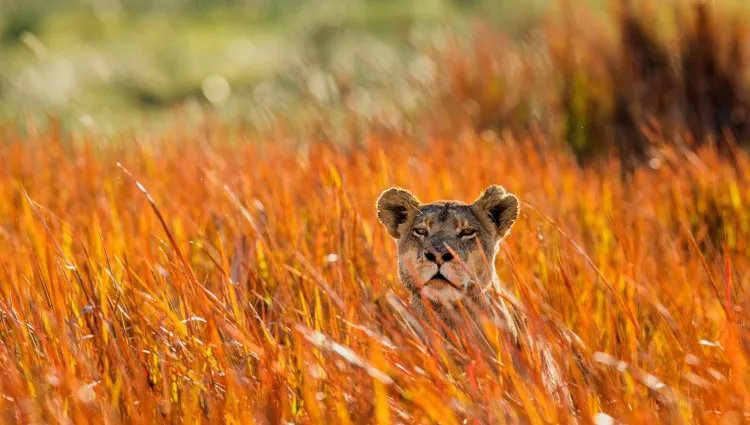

left=413, top=202, right=480, bottom=231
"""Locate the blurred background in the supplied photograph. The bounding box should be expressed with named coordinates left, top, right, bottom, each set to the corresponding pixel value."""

left=3, top=0, right=750, bottom=169
left=0, top=0, right=551, bottom=133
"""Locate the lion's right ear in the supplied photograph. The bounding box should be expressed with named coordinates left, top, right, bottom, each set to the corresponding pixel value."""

left=376, top=187, right=421, bottom=239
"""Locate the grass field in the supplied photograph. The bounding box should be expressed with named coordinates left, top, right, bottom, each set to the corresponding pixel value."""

left=2, top=120, right=750, bottom=424
left=3, top=1, right=750, bottom=424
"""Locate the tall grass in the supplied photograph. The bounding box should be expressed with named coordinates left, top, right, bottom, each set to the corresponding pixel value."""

left=1, top=118, right=749, bottom=424
left=3, top=1, right=750, bottom=424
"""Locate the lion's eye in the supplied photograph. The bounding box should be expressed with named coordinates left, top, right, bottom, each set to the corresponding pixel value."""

left=459, top=229, right=477, bottom=239
left=413, top=228, right=428, bottom=237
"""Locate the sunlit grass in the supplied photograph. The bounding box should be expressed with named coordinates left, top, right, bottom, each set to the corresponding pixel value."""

left=2, top=1, right=750, bottom=423
left=0, top=119, right=749, bottom=424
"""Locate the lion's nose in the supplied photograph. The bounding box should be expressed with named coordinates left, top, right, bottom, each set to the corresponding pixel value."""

left=424, top=248, right=454, bottom=265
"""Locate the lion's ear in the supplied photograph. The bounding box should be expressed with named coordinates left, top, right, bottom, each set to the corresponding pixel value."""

left=376, top=187, right=421, bottom=239
left=471, top=185, right=519, bottom=240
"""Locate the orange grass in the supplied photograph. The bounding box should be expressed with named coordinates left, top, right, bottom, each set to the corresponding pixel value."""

left=1, top=120, right=749, bottom=424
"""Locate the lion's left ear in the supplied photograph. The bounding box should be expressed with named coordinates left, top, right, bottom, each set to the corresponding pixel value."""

left=471, top=185, right=519, bottom=240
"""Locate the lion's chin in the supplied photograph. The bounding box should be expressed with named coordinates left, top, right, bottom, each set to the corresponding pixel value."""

left=422, top=279, right=464, bottom=304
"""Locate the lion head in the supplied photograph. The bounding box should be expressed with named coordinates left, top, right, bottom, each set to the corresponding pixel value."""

left=376, top=185, right=519, bottom=318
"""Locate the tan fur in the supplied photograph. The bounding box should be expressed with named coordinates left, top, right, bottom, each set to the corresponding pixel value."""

left=376, top=185, right=519, bottom=325
left=376, top=185, right=576, bottom=414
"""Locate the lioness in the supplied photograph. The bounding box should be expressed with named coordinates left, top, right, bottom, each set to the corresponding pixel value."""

left=376, top=185, right=520, bottom=327
left=376, top=185, right=577, bottom=413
